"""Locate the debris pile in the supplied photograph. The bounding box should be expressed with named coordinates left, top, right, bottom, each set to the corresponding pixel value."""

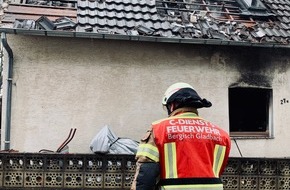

left=25, top=0, right=76, bottom=8
left=164, top=12, right=290, bottom=44
left=13, top=16, right=77, bottom=31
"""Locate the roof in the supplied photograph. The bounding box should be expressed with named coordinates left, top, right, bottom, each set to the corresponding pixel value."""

left=0, top=0, right=290, bottom=48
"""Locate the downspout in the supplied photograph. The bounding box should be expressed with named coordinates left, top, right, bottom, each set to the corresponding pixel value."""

left=1, top=32, right=13, bottom=150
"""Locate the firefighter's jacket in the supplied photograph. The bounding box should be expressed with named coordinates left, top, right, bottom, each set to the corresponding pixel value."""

left=131, top=108, right=231, bottom=190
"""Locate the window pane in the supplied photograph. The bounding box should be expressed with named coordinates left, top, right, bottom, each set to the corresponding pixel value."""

left=241, top=0, right=267, bottom=10
left=243, top=0, right=252, bottom=7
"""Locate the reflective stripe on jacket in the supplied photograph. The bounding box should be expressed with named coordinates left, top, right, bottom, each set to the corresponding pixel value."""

left=152, top=111, right=231, bottom=190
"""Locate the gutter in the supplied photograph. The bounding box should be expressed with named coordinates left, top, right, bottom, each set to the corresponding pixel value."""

left=0, top=28, right=289, bottom=49
left=1, top=32, right=13, bottom=150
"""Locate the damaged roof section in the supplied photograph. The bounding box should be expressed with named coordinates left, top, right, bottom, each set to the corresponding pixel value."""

left=0, top=0, right=77, bottom=30
left=0, top=0, right=289, bottom=45
left=76, top=0, right=290, bottom=44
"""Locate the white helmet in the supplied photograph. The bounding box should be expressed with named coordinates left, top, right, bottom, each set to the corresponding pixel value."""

left=162, top=82, right=195, bottom=105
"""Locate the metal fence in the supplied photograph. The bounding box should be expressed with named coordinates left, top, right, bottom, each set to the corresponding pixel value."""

left=0, top=153, right=289, bottom=189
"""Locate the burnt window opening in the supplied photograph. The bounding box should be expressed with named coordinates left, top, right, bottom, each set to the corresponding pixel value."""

left=229, top=87, right=272, bottom=137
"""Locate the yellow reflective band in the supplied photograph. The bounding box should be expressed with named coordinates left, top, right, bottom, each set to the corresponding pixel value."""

left=213, top=144, right=226, bottom=177
left=173, top=113, right=199, bottom=118
left=152, top=114, right=200, bottom=125
left=136, top=144, right=159, bottom=162
left=164, top=142, right=177, bottom=178
left=162, top=184, right=223, bottom=190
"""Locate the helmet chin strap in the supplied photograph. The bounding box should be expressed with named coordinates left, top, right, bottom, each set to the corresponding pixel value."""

left=166, top=103, right=176, bottom=116
left=166, top=105, right=171, bottom=116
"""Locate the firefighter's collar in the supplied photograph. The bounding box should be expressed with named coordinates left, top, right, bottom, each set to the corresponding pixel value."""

left=169, top=107, right=198, bottom=117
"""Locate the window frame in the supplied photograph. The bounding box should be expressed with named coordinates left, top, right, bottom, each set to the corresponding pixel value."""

left=239, top=0, right=268, bottom=11
left=228, top=87, right=273, bottom=139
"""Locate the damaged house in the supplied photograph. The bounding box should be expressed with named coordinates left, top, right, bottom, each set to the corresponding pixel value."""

left=0, top=0, right=289, bottom=189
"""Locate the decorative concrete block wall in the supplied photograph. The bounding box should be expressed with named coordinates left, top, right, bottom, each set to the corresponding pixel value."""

left=0, top=153, right=289, bottom=189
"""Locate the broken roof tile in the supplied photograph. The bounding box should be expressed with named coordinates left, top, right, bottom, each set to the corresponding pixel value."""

left=55, top=17, right=77, bottom=30
left=36, top=16, right=56, bottom=30
left=13, top=19, right=35, bottom=29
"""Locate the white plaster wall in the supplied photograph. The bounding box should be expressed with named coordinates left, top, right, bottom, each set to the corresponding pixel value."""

left=1, top=35, right=290, bottom=157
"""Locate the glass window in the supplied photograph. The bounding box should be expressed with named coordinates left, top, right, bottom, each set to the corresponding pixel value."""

left=240, top=0, right=267, bottom=10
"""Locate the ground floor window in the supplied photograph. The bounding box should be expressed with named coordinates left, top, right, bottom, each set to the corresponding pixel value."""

left=228, top=87, right=273, bottom=138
